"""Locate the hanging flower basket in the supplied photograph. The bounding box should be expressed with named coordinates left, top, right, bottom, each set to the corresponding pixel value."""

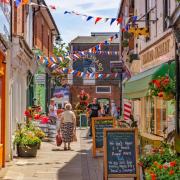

left=122, top=40, right=129, bottom=47
left=162, top=92, right=175, bottom=101
left=123, top=31, right=132, bottom=39
left=148, top=76, right=175, bottom=100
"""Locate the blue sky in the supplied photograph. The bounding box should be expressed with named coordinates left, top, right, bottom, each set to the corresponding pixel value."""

left=46, top=0, right=121, bottom=43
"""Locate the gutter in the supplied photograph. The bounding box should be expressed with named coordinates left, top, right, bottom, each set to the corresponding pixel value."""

left=41, top=0, right=60, bottom=35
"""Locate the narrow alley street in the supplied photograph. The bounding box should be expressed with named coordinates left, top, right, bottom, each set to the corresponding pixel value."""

left=0, top=129, right=104, bottom=180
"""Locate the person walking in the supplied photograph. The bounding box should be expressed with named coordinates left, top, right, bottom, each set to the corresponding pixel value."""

left=49, top=99, right=57, bottom=124
left=60, top=103, right=76, bottom=150
left=87, top=98, right=101, bottom=136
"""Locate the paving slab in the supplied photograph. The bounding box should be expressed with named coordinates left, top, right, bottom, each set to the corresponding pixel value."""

left=0, top=128, right=141, bottom=180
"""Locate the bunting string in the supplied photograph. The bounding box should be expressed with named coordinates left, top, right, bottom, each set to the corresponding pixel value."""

left=64, top=11, right=138, bottom=26
left=36, top=55, right=123, bottom=80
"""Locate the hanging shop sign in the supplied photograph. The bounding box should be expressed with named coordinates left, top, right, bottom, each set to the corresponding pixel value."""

left=92, top=117, right=115, bottom=157
left=103, top=128, right=139, bottom=180
left=140, top=33, right=175, bottom=70
left=110, top=61, right=124, bottom=73
left=35, top=74, right=45, bottom=84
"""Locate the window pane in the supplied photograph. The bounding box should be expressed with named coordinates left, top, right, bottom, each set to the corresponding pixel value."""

left=167, top=101, right=175, bottom=134
left=156, top=98, right=167, bottom=136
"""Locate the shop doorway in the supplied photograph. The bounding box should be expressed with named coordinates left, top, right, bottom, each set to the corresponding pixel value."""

left=97, top=98, right=110, bottom=116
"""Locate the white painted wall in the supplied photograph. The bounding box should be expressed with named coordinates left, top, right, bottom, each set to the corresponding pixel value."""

left=131, top=0, right=177, bottom=72
left=26, top=5, right=33, bottom=49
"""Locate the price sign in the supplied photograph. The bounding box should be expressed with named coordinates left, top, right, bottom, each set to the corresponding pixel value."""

left=92, top=117, right=115, bottom=157
left=103, top=128, right=139, bottom=180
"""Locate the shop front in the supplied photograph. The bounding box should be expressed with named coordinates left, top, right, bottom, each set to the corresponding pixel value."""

left=124, top=32, right=176, bottom=151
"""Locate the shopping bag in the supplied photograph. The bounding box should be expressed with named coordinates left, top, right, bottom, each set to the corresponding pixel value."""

left=73, top=132, right=77, bottom=142
left=56, top=131, right=62, bottom=146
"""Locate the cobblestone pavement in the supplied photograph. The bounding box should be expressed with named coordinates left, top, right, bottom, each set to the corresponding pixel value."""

left=0, top=129, right=137, bottom=180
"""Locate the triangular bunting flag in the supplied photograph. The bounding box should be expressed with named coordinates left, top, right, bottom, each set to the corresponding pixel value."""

left=87, top=16, right=93, bottom=21
left=95, top=17, right=102, bottom=24
left=110, top=18, right=116, bottom=25
left=117, top=17, right=123, bottom=25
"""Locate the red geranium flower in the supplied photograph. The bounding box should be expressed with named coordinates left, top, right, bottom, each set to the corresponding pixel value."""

left=34, top=114, right=41, bottom=120
left=158, top=92, right=163, bottom=97
left=163, top=165, right=168, bottom=169
left=152, top=80, right=161, bottom=88
left=170, top=161, right=176, bottom=167
left=150, top=173, right=156, bottom=180
left=169, top=170, right=175, bottom=175
left=24, top=110, right=30, bottom=116
left=41, top=116, right=49, bottom=124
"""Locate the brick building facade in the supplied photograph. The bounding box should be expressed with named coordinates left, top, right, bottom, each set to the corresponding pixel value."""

left=69, top=33, right=121, bottom=111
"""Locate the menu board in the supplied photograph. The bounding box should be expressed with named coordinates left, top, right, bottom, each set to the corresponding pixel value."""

left=92, top=117, right=115, bottom=157
left=80, top=114, right=88, bottom=128
left=103, top=128, right=139, bottom=180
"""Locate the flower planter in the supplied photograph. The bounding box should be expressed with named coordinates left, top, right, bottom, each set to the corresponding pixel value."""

left=37, top=142, right=41, bottom=150
left=17, top=144, right=38, bottom=157
left=163, top=92, right=174, bottom=101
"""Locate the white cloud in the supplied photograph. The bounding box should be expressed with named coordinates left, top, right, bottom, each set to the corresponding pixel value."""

left=45, top=0, right=121, bottom=43
left=46, top=0, right=121, bottom=16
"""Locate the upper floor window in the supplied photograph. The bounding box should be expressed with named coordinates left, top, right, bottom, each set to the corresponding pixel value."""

left=163, top=0, right=170, bottom=31
left=145, top=0, right=151, bottom=42
left=96, top=86, right=111, bottom=94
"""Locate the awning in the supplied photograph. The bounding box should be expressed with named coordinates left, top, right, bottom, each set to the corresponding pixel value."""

left=124, top=61, right=175, bottom=99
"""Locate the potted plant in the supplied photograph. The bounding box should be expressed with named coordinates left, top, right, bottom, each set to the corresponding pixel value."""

left=122, top=39, right=129, bottom=47
left=34, top=127, right=45, bottom=149
left=148, top=76, right=175, bottom=101
left=123, top=31, right=132, bottom=39
left=14, top=124, right=41, bottom=157
left=129, top=53, right=139, bottom=63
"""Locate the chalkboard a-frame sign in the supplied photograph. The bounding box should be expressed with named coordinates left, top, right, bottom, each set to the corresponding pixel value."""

left=103, top=128, right=140, bottom=180
left=80, top=114, right=88, bottom=128
left=92, top=117, right=115, bottom=157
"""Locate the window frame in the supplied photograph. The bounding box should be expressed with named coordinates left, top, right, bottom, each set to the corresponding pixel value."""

left=96, top=86, right=111, bottom=94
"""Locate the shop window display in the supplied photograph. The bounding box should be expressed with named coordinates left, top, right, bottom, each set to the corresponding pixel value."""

left=144, top=97, right=175, bottom=136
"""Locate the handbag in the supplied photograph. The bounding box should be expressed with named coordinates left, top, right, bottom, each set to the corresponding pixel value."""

left=56, top=131, right=62, bottom=146
left=73, top=133, right=77, bottom=142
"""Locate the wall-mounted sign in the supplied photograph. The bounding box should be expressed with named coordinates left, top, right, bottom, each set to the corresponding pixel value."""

left=53, top=86, right=70, bottom=98
left=35, top=74, right=45, bottom=84
left=140, top=33, right=175, bottom=70
left=110, top=61, right=124, bottom=73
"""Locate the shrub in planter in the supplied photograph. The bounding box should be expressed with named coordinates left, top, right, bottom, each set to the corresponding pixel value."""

left=14, top=124, right=41, bottom=157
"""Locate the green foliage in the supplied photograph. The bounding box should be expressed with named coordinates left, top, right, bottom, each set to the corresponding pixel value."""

left=139, top=144, right=180, bottom=179
left=14, top=123, right=41, bottom=146
left=148, top=76, right=175, bottom=99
